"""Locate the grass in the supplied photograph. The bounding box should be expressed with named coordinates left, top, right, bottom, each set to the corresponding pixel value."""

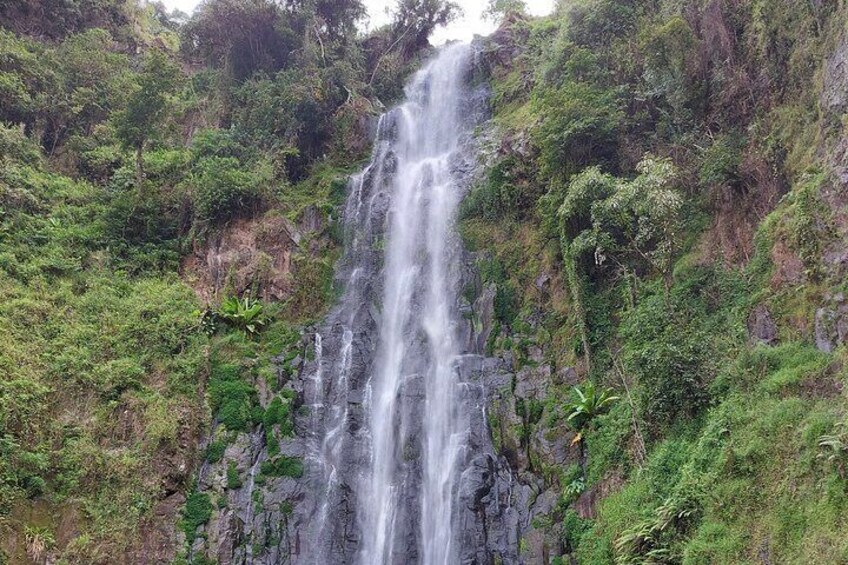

left=0, top=144, right=208, bottom=555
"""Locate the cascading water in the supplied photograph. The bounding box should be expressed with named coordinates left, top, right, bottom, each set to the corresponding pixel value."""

left=305, top=43, right=490, bottom=564
left=195, top=39, right=540, bottom=565
left=360, top=43, right=470, bottom=565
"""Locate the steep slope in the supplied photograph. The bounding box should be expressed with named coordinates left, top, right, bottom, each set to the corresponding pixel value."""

left=456, top=1, right=848, bottom=563
left=3, top=0, right=848, bottom=563
left=0, top=1, right=454, bottom=562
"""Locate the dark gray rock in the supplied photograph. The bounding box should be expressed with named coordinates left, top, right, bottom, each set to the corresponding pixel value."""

left=190, top=40, right=563, bottom=565
left=748, top=304, right=778, bottom=345
left=815, top=293, right=848, bottom=353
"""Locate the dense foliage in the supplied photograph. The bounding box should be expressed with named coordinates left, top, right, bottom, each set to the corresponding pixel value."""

left=463, top=0, right=848, bottom=562
left=2, top=0, right=847, bottom=562
left=0, top=0, right=456, bottom=561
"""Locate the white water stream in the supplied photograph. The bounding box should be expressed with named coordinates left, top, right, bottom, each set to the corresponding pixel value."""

left=359, top=43, right=473, bottom=565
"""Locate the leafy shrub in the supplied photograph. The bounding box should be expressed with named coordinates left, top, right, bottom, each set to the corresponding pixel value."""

left=102, top=178, right=182, bottom=272
left=565, top=0, right=638, bottom=48
left=564, top=381, right=619, bottom=432
left=143, top=148, right=191, bottom=187
left=263, top=395, right=294, bottom=458
left=561, top=508, right=592, bottom=555
left=191, top=156, right=265, bottom=225
left=0, top=124, right=41, bottom=165
left=181, top=492, right=212, bottom=540
left=532, top=81, right=623, bottom=182
left=264, top=396, right=294, bottom=437
left=621, top=291, right=709, bottom=434
left=639, top=15, right=704, bottom=129
left=190, top=128, right=250, bottom=162
left=208, top=362, right=258, bottom=432
left=260, top=456, right=304, bottom=478
left=205, top=440, right=226, bottom=464
left=699, top=133, right=745, bottom=188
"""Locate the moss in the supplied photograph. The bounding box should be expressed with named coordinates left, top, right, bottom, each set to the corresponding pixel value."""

left=181, top=492, right=213, bottom=541
left=259, top=456, right=304, bottom=479
left=225, top=461, right=242, bottom=490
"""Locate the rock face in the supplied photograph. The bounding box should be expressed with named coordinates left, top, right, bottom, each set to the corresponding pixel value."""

left=181, top=214, right=301, bottom=303
left=748, top=304, right=778, bottom=346
left=190, top=41, right=570, bottom=565
left=815, top=293, right=848, bottom=354
left=180, top=207, right=336, bottom=305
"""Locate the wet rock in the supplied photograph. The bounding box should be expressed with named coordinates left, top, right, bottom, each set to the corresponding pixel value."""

left=190, top=42, right=539, bottom=565
left=533, top=424, right=577, bottom=468
left=748, top=304, right=778, bottom=345
left=815, top=293, right=848, bottom=353
left=472, top=283, right=497, bottom=354
left=514, top=364, right=550, bottom=401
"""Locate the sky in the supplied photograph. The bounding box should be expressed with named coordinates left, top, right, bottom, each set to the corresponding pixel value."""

left=159, top=0, right=557, bottom=43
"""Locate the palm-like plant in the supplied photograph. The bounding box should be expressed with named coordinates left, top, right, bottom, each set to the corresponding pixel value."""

left=218, top=295, right=267, bottom=337
left=818, top=421, right=848, bottom=478
left=565, top=380, right=620, bottom=433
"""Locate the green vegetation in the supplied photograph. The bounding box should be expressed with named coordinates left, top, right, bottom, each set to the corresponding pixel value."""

left=205, top=440, right=226, bottom=465
left=260, top=456, right=305, bottom=479
left=0, top=0, right=458, bottom=560
left=2, top=0, right=847, bottom=561
left=225, top=461, right=242, bottom=490
left=564, top=381, right=618, bottom=433
left=468, top=0, right=848, bottom=562
left=181, top=491, right=212, bottom=541
left=218, top=296, right=267, bottom=337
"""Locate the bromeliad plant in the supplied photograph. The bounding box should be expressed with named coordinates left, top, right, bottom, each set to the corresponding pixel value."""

left=218, top=295, right=267, bottom=337
left=564, top=380, right=620, bottom=442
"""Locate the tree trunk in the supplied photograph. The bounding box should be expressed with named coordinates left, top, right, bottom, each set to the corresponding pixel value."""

left=135, top=143, right=144, bottom=190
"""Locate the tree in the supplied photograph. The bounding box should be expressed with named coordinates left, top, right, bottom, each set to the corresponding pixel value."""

left=114, top=49, right=181, bottom=188
left=47, top=29, right=129, bottom=148
left=544, top=157, right=683, bottom=368
left=560, top=157, right=684, bottom=296
left=182, top=0, right=295, bottom=81
left=294, top=0, right=367, bottom=44
left=0, top=0, right=133, bottom=40
left=391, top=0, right=461, bottom=55
left=483, top=0, right=526, bottom=23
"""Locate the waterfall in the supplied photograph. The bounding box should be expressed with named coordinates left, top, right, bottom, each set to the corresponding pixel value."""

left=192, top=40, right=526, bottom=565
left=306, top=43, right=484, bottom=564
left=361, top=43, right=471, bottom=565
